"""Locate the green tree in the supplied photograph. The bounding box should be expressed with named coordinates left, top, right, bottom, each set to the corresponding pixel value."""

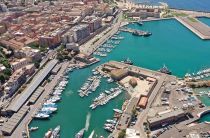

left=39, top=46, right=47, bottom=53
left=131, top=108, right=137, bottom=118
left=29, top=43, right=39, bottom=49
left=3, top=68, right=11, bottom=76
left=56, top=53, right=64, bottom=61
left=0, top=74, right=5, bottom=83
left=34, top=61, right=40, bottom=68
left=0, top=58, right=10, bottom=68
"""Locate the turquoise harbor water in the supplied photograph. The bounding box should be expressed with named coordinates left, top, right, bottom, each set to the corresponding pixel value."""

left=194, top=88, right=210, bottom=122
left=131, top=0, right=210, bottom=12
left=30, top=18, right=210, bottom=137
left=198, top=17, right=210, bottom=26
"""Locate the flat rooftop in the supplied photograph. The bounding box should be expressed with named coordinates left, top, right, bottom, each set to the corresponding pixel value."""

left=7, top=59, right=58, bottom=113
left=2, top=106, right=29, bottom=135
left=176, top=17, right=210, bottom=40
left=148, top=109, right=185, bottom=124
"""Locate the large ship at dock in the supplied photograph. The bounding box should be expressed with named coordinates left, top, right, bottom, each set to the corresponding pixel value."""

left=159, top=65, right=172, bottom=75
left=132, top=30, right=152, bottom=37
left=121, top=58, right=133, bottom=65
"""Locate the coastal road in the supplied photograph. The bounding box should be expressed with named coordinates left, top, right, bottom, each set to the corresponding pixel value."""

left=80, top=11, right=123, bottom=56
left=9, top=61, right=69, bottom=138
left=133, top=74, right=167, bottom=138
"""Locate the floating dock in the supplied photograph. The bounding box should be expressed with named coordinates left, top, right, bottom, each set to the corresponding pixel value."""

left=176, top=17, right=210, bottom=40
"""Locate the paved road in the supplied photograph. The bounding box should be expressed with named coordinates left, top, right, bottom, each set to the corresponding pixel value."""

left=80, top=11, right=123, bottom=56
left=8, top=61, right=69, bottom=138
left=133, top=74, right=167, bottom=138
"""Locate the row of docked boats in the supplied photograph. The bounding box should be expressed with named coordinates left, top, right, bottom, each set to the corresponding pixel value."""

left=93, top=34, right=123, bottom=57
left=185, top=68, right=210, bottom=81
left=34, top=77, right=68, bottom=119
left=93, top=46, right=114, bottom=57
left=78, top=75, right=101, bottom=97
left=197, top=91, right=210, bottom=97
left=103, top=109, right=123, bottom=133
left=103, top=119, right=117, bottom=132
left=111, top=36, right=124, bottom=40
left=93, top=69, right=114, bottom=84
left=106, top=40, right=121, bottom=45
left=64, top=64, right=79, bottom=75
left=34, top=95, right=60, bottom=119
left=89, top=87, right=123, bottom=110
left=44, top=125, right=60, bottom=138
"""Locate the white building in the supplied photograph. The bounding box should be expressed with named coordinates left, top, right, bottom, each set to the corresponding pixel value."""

left=11, top=58, right=29, bottom=71
left=126, top=128, right=140, bottom=138
left=0, top=64, right=6, bottom=73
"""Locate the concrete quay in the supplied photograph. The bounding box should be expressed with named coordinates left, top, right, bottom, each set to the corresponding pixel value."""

left=104, top=61, right=165, bottom=79
left=104, top=61, right=203, bottom=138
left=3, top=61, right=69, bottom=138
left=104, top=61, right=171, bottom=138
left=175, top=17, right=210, bottom=40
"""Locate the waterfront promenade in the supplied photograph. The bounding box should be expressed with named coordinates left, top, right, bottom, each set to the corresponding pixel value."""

left=8, top=61, right=69, bottom=138
left=80, top=12, right=123, bottom=56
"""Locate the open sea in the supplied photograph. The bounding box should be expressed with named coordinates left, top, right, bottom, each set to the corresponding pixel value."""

left=30, top=18, right=210, bottom=138
left=131, top=0, right=210, bottom=12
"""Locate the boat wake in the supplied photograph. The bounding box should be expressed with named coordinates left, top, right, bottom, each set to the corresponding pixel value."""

left=88, top=130, right=95, bottom=138
left=85, top=112, right=91, bottom=131
left=65, top=90, right=73, bottom=96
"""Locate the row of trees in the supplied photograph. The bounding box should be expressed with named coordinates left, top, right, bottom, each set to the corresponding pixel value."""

left=56, top=45, right=73, bottom=61
left=0, top=47, right=12, bottom=83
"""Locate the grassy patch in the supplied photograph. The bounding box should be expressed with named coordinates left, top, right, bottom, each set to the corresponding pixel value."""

left=172, top=12, right=188, bottom=17
left=188, top=17, right=198, bottom=22
left=122, top=13, right=137, bottom=22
